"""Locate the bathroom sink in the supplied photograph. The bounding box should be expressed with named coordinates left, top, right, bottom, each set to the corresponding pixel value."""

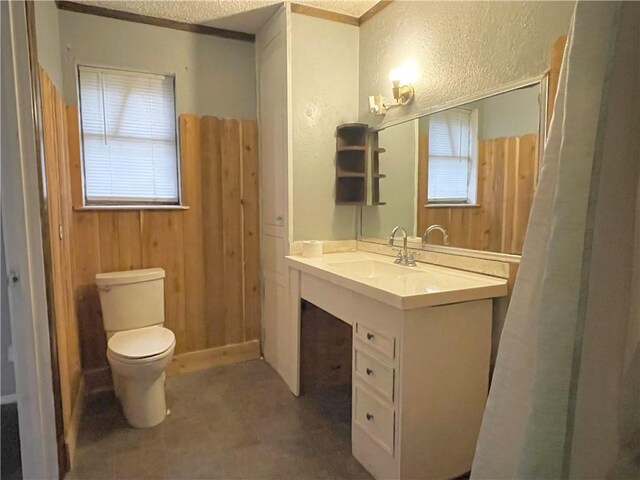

left=327, top=259, right=421, bottom=279
left=285, top=251, right=509, bottom=309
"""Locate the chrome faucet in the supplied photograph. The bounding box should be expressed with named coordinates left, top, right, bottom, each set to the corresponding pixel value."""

left=422, top=224, right=451, bottom=246
left=388, top=226, right=418, bottom=266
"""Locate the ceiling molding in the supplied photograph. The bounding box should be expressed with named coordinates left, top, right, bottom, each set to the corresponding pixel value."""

left=290, top=3, right=359, bottom=26
left=359, top=0, right=393, bottom=25
left=290, top=1, right=394, bottom=26
left=55, top=1, right=255, bottom=42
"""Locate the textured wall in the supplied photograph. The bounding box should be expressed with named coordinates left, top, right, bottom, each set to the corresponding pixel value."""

left=34, top=0, right=64, bottom=90
left=291, top=13, right=360, bottom=240
left=359, top=1, right=574, bottom=126
left=58, top=10, right=256, bottom=118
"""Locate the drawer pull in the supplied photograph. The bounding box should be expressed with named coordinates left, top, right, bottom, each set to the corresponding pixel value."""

left=367, top=332, right=375, bottom=340
left=366, top=368, right=373, bottom=376
left=366, top=413, right=374, bottom=421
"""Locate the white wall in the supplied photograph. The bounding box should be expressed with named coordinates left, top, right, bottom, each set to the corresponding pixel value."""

left=466, top=84, right=540, bottom=140
left=291, top=13, right=360, bottom=240
left=361, top=120, right=417, bottom=238
left=58, top=10, right=257, bottom=118
left=34, top=0, right=64, bottom=90
left=359, top=1, right=574, bottom=126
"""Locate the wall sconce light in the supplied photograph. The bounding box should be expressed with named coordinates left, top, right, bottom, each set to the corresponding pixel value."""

left=388, top=68, right=415, bottom=106
left=368, top=62, right=418, bottom=115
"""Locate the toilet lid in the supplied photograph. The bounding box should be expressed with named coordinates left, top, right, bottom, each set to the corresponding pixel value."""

left=108, top=326, right=175, bottom=359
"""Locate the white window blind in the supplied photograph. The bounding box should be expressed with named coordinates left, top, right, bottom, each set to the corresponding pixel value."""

left=428, top=108, right=472, bottom=202
left=78, top=66, right=179, bottom=204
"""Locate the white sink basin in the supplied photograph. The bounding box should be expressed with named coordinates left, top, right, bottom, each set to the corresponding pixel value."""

left=327, top=260, right=420, bottom=279
left=285, top=251, right=509, bottom=309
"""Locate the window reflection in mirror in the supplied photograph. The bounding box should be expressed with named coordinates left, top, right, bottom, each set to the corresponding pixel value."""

left=361, top=83, right=542, bottom=256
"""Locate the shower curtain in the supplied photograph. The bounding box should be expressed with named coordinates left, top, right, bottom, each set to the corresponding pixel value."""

left=471, top=1, right=639, bottom=479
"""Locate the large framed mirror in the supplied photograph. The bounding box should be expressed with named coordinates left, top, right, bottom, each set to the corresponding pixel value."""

left=359, top=78, right=547, bottom=257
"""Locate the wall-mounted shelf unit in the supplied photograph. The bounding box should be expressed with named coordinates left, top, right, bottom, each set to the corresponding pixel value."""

left=335, top=123, right=386, bottom=205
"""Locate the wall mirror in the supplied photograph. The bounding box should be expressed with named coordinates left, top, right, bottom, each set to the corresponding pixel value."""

left=360, top=80, right=546, bottom=256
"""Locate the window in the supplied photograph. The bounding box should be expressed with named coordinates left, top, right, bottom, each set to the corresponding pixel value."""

left=427, top=108, right=477, bottom=204
left=78, top=66, right=179, bottom=205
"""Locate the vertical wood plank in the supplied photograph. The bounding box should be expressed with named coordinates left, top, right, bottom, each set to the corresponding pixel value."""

left=513, top=134, right=538, bottom=253
left=201, top=116, right=226, bottom=347
left=416, top=132, right=429, bottom=236
left=66, top=106, right=83, bottom=208
left=220, top=119, right=244, bottom=345
left=97, top=212, right=120, bottom=272
left=116, top=212, right=142, bottom=270
left=40, top=68, right=72, bottom=429
left=180, top=115, right=207, bottom=351
left=501, top=137, right=518, bottom=253
left=547, top=35, right=568, bottom=129
left=241, top=120, right=260, bottom=341
left=141, top=210, right=187, bottom=353
left=72, top=211, right=105, bottom=372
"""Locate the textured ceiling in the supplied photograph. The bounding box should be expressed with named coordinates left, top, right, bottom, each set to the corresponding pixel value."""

left=73, top=1, right=380, bottom=34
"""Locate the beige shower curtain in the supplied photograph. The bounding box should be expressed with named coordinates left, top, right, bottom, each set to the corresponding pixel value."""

left=471, top=1, right=639, bottom=478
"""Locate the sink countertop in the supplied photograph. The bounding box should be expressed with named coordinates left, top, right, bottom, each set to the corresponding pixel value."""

left=285, top=251, right=508, bottom=310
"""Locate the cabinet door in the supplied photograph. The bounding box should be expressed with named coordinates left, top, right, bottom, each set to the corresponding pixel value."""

left=257, top=8, right=290, bottom=382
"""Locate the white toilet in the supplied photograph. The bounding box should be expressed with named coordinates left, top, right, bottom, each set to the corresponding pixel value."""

left=95, top=268, right=175, bottom=428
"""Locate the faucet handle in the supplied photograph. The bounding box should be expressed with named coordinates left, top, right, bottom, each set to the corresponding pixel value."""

left=405, top=250, right=419, bottom=267
left=392, top=248, right=404, bottom=264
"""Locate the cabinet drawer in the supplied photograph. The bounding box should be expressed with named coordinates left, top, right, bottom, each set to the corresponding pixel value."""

left=354, top=348, right=395, bottom=402
left=355, top=322, right=395, bottom=359
left=354, top=385, right=395, bottom=455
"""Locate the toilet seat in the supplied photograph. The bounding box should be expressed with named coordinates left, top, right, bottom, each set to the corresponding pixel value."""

left=108, top=325, right=175, bottom=363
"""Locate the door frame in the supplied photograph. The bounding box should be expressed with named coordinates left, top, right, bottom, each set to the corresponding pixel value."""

left=1, top=1, right=59, bottom=478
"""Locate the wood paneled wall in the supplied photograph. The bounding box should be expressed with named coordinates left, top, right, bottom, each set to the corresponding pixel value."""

left=66, top=108, right=260, bottom=390
left=40, top=68, right=82, bottom=437
left=418, top=133, right=538, bottom=255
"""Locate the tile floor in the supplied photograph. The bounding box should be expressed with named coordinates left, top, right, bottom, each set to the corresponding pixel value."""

left=68, top=359, right=372, bottom=479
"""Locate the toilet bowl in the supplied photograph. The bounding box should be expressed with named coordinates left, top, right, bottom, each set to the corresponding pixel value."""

left=107, top=325, right=175, bottom=428
left=96, top=268, right=175, bottom=429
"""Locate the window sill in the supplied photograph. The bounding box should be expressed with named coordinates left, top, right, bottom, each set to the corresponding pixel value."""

left=424, top=203, right=481, bottom=208
left=73, top=205, right=190, bottom=211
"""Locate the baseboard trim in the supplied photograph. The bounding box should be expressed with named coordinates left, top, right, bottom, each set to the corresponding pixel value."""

left=166, top=340, right=261, bottom=377
left=65, top=377, right=85, bottom=468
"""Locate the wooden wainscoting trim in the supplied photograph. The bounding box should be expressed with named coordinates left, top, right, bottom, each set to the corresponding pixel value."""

left=65, top=377, right=85, bottom=469
left=547, top=35, right=567, bottom=128
left=55, top=1, right=255, bottom=43
left=166, top=340, right=261, bottom=377
left=290, top=3, right=359, bottom=26
left=359, top=1, right=394, bottom=25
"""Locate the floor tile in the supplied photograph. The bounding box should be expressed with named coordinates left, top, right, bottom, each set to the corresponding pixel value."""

left=68, top=359, right=372, bottom=480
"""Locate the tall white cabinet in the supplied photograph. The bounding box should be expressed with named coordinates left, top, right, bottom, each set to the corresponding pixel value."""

left=256, top=6, right=292, bottom=380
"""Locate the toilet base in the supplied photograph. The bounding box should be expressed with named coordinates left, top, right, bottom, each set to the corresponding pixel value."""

left=113, top=371, right=168, bottom=429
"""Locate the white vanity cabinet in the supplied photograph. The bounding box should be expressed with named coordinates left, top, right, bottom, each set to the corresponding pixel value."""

left=350, top=294, right=492, bottom=479
left=284, top=252, right=507, bottom=480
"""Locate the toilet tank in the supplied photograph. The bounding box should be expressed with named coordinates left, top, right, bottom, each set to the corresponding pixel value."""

left=96, top=268, right=165, bottom=332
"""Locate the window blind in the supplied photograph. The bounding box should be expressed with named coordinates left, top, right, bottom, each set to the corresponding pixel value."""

left=428, top=108, right=472, bottom=202
left=78, top=66, right=179, bottom=204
